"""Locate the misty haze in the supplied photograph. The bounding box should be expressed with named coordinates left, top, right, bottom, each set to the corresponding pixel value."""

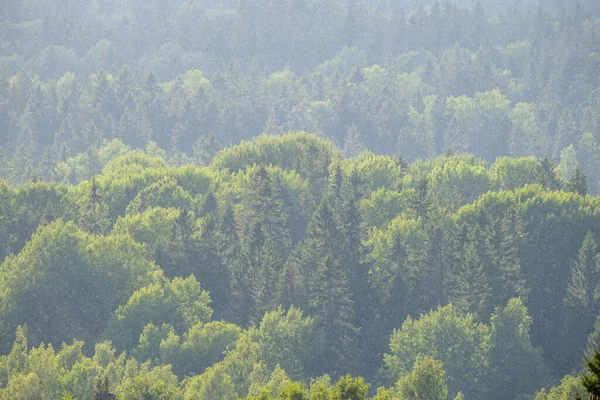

left=0, top=0, right=600, bottom=399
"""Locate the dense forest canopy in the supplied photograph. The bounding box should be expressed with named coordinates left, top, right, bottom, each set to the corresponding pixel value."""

left=1, top=0, right=600, bottom=399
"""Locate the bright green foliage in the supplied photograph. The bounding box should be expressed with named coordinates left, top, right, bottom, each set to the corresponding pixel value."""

left=534, top=375, right=586, bottom=400
left=212, top=133, right=339, bottom=186
left=131, top=323, right=175, bottom=366
left=1, top=0, right=600, bottom=397
left=491, top=156, right=537, bottom=190
left=370, top=387, right=397, bottom=400
left=0, top=220, right=158, bottom=349
left=488, top=298, right=548, bottom=399
left=427, top=155, right=492, bottom=211
left=345, top=153, right=402, bottom=195
left=278, top=381, right=309, bottom=400
left=383, top=304, right=490, bottom=398
left=184, top=365, right=238, bottom=400
left=309, top=375, right=332, bottom=400
left=256, top=307, right=319, bottom=381
left=93, top=151, right=171, bottom=220
left=125, top=177, right=195, bottom=215
left=103, top=275, right=213, bottom=352
left=2, top=125, right=600, bottom=399
left=247, top=364, right=291, bottom=398
left=396, top=357, right=448, bottom=400
left=330, top=375, right=368, bottom=400
left=117, top=361, right=182, bottom=400
left=161, top=321, right=241, bottom=378
left=55, top=139, right=131, bottom=184
left=360, top=188, right=406, bottom=229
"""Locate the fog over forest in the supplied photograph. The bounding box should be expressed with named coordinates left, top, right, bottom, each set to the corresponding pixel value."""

left=1, top=0, right=600, bottom=399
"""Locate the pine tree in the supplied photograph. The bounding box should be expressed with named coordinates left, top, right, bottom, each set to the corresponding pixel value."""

left=93, top=376, right=116, bottom=400
left=380, top=233, right=410, bottom=336
left=167, top=208, right=197, bottom=277
left=535, top=156, right=563, bottom=190
left=198, top=204, right=230, bottom=320
left=13, top=103, right=35, bottom=184
left=218, top=203, right=250, bottom=325
left=566, top=167, right=588, bottom=195
left=581, top=347, right=600, bottom=399
left=408, top=175, right=432, bottom=222
left=310, top=253, right=358, bottom=377
left=566, top=232, right=599, bottom=310
left=247, top=220, right=282, bottom=322
left=566, top=232, right=600, bottom=359
left=296, top=200, right=359, bottom=376
left=343, top=124, right=365, bottom=158
left=426, top=224, right=447, bottom=308
left=79, top=175, right=109, bottom=235
left=554, top=108, right=576, bottom=158
left=450, top=227, right=492, bottom=319
left=497, top=210, right=528, bottom=302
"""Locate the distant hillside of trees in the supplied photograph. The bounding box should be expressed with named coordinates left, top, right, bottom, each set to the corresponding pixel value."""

left=1, top=0, right=599, bottom=192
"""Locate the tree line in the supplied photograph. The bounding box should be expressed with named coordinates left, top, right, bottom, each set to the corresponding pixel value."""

left=1, top=1, right=599, bottom=191
left=0, top=133, right=598, bottom=398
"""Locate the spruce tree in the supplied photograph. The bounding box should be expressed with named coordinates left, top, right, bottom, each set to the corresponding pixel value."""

left=80, top=175, right=109, bottom=235
left=535, top=156, right=563, bottom=190
left=298, top=200, right=359, bottom=376
left=565, top=232, right=600, bottom=357
left=566, top=167, right=588, bottom=196
left=581, top=347, right=600, bottom=399
left=93, top=376, right=116, bottom=400
left=408, top=175, right=432, bottom=222
left=450, top=227, right=492, bottom=319
left=497, top=210, right=528, bottom=302
left=566, top=231, right=599, bottom=310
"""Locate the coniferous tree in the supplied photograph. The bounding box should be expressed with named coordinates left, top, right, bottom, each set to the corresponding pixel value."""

left=408, top=175, right=432, bottom=222
left=343, top=124, right=365, bottom=158
left=566, top=232, right=599, bottom=311
left=566, top=167, right=589, bottom=195
left=450, top=227, right=492, bottom=319
left=565, top=232, right=600, bottom=357
left=168, top=208, right=197, bottom=277
left=535, top=156, right=563, bottom=191
left=554, top=108, right=576, bottom=159
left=297, top=200, right=359, bottom=376
left=497, top=210, right=528, bottom=302
left=93, top=376, right=116, bottom=400
left=197, top=199, right=230, bottom=319
left=79, top=175, right=109, bottom=235
left=310, top=253, right=358, bottom=378
left=581, top=347, right=600, bottom=399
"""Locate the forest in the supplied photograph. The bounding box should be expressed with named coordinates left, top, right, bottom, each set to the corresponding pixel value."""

left=1, top=0, right=600, bottom=399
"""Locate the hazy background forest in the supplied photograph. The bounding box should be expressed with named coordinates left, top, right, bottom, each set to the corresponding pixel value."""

left=1, top=0, right=600, bottom=399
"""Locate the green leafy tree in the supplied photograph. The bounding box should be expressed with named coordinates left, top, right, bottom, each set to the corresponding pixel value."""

left=382, top=304, right=489, bottom=398
left=396, top=357, right=448, bottom=400
left=487, top=298, right=549, bottom=399
left=103, top=275, right=213, bottom=352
